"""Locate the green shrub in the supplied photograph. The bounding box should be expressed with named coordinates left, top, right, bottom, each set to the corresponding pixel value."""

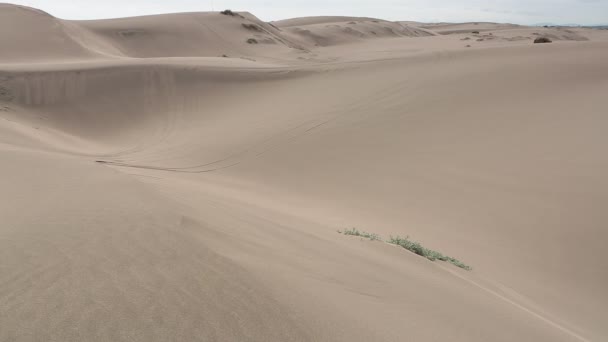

left=388, top=236, right=472, bottom=270
left=337, top=229, right=472, bottom=270
left=339, top=228, right=382, bottom=241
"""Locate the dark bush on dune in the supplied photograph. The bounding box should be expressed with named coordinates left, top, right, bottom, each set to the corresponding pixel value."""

left=534, top=37, right=552, bottom=43
left=471, top=31, right=480, bottom=34
left=242, top=23, right=263, bottom=32
left=220, top=9, right=244, bottom=19
left=222, top=9, right=245, bottom=17
left=246, top=38, right=258, bottom=44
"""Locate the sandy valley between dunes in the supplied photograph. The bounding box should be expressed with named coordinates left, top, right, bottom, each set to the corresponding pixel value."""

left=1, top=3, right=608, bottom=341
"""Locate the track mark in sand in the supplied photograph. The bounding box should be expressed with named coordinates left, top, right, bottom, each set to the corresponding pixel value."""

left=442, top=266, right=590, bottom=342
left=93, top=116, right=325, bottom=174
left=96, top=76, right=415, bottom=174
left=95, top=159, right=243, bottom=173
left=93, top=115, right=322, bottom=174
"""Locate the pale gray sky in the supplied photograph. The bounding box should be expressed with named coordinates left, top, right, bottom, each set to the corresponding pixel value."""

left=9, top=0, right=608, bottom=25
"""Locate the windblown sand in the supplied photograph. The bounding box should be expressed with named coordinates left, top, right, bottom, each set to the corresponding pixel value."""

left=1, top=4, right=607, bottom=341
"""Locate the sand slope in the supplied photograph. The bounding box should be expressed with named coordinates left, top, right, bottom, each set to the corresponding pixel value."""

left=1, top=4, right=607, bottom=342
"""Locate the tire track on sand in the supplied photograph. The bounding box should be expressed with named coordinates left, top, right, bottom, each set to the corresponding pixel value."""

left=441, top=265, right=590, bottom=342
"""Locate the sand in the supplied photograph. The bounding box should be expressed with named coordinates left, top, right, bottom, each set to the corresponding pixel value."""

left=1, top=3, right=607, bottom=341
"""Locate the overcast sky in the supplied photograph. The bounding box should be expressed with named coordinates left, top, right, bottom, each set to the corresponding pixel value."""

left=9, top=0, right=608, bottom=25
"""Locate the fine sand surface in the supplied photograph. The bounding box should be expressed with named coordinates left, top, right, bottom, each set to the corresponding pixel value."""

left=1, top=3, right=608, bottom=341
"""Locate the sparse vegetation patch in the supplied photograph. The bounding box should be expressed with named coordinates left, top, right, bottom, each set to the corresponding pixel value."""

left=246, top=38, right=258, bottom=44
left=338, top=228, right=381, bottom=241
left=242, top=23, right=263, bottom=32
left=220, top=9, right=236, bottom=16
left=388, top=236, right=472, bottom=270
left=337, top=229, right=471, bottom=270
left=220, top=9, right=244, bottom=18
left=534, top=37, right=552, bottom=43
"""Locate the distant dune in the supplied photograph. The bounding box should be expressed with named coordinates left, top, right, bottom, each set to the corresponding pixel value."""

left=1, top=3, right=607, bottom=342
left=274, top=16, right=434, bottom=47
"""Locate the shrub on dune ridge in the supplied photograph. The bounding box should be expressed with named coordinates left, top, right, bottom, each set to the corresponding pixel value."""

left=242, top=23, right=263, bottom=32
left=220, top=9, right=244, bottom=18
left=337, top=229, right=472, bottom=270
left=534, top=37, right=552, bottom=43
left=388, top=236, right=472, bottom=270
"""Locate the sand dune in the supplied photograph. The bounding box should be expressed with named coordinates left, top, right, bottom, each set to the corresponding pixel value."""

left=0, top=4, right=102, bottom=61
left=1, top=3, right=607, bottom=342
left=75, top=12, right=308, bottom=58
left=274, top=16, right=434, bottom=47
left=0, top=4, right=307, bottom=62
left=418, top=22, right=522, bottom=34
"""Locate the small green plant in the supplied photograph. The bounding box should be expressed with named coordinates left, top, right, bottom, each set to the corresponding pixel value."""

left=338, top=228, right=382, bottom=241
left=388, top=236, right=471, bottom=270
